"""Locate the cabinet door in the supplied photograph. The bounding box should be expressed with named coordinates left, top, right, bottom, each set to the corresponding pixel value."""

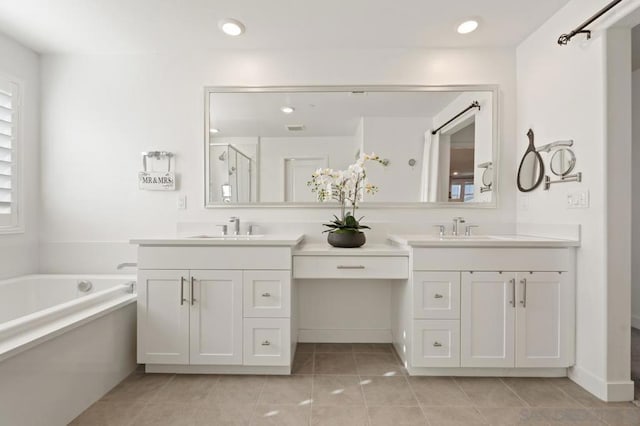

left=243, top=271, right=291, bottom=318
left=413, top=272, right=460, bottom=319
left=461, top=272, right=516, bottom=367
left=515, top=272, right=574, bottom=367
left=412, top=320, right=460, bottom=367
left=189, top=270, right=243, bottom=365
left=137, top=270, right=190, bottom=364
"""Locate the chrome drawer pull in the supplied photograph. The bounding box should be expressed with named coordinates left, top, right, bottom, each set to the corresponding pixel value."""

left=337, top=265, right=365, bottom=269
left=434, top=294, right=444, bottom=299
left=433, top=341, right=442, bottom=347
left=261, top=292, right=271, bottom=297
left=191, top=277, right=196, bottom=305
left=520, top=278, right=527, bottom=308
left=261, top=340, right=271, bottom=346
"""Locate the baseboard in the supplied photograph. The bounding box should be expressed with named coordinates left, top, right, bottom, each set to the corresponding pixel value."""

left=568, top=365, right=635, bottom=402
left=146, top=364, right=290, bottom=375
left=407, top=367, right=567, bottom=377
left=297, top=328, right=392, bottom=343
left=631, top=315, right=640, bottom=330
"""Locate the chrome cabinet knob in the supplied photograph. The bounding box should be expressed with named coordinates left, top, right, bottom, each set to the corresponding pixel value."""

left=261, top=340, right=271, bottom=346
left=433, top=341, right=442, bottom=347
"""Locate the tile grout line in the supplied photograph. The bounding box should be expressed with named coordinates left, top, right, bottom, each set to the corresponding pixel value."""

left=498, top=377, right=532, bottom=408
left=309, top=351, right=315, bottom=426
left=129, top=371, right=176, bottom=425
left=404, top=373, right=432, bottom=426
left=353, top=348, right=374, bottom=426
left=252, top=371, right=269, bottom=425
left=450, top=377, right=490, bottom=425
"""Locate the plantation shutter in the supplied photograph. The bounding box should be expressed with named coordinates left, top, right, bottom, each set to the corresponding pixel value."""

left=0, top=79, right=18, bottom=228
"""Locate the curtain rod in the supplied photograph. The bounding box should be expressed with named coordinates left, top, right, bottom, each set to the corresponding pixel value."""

left=558, top=0, right=623, bottom=45
left=431, top=101, right=480, bottom=135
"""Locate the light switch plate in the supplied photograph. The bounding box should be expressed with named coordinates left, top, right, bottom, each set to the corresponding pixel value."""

left=566, top=190, right=589, bottom=209
left=177, top=195, right=187, bottom=209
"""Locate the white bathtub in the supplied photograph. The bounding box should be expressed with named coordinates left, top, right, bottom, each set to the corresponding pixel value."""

left=0, top=274, right=137, bottom=426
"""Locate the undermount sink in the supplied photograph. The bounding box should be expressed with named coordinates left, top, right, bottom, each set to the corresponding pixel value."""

left=188, top=234, right=265, bottom=239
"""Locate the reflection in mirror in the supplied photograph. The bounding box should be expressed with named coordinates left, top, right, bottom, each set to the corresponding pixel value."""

left=481, top=167, right=493, bottom=192
left=550, top=148, right=576, bottom=177
left=517, top=129, right=544, bottom=192
left=206, top=87, right=496, bottom=206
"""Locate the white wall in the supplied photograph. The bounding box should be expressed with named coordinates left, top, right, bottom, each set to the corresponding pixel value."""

left=258, top=136, right=355, bottom=202
left=39, top=48, right=517, bottom=273
left=0, top=32, right=39, bottom=279
left=633, top=69, right=640, bottom=329
left=516, top=0, right=637, bottom=401
left=361, top=116, right=431, bottom=202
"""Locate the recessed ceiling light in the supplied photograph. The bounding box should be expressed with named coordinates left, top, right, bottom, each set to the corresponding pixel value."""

left=457, top=20, right=479, bottom=34
left=280, top=106, right=295, bottom=114
left=219, top=18, right=245, bottom=36
left=453, top=171, right=459, bottom=176
left=210, top=128, right=220, bottom=134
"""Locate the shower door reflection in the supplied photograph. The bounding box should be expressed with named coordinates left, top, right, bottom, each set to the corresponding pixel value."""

left=209, top=143, right=256, bottom=203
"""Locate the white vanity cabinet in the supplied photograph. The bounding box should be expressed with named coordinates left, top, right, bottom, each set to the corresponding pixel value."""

left=137, top=269, right=246, bottom=365
left=461, top=271, right=572, bottom=368
left=133, top=238, right=301, bottom=374
left=394, top=243, right=577, bottom=375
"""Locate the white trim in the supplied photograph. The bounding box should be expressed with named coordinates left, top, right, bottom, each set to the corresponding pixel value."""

left=407, top=366, right=567, bottom=377
left=145, top=363, right=290, bottom=375
left=568, top=365, right=635, bottom=402
left=297, top=328, right=392, bottom=343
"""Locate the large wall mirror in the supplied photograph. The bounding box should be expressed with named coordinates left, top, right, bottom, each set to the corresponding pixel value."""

left=205, top=86, right=498, bottom=208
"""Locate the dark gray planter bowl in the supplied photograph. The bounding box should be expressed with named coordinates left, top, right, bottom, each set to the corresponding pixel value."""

left=327, top=231, right=366, bottom=248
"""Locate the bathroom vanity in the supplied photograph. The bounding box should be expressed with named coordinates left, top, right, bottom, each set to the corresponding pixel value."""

left=389, top=234, right=578, bottom=376
left=132, top=233, right=578, bottom=377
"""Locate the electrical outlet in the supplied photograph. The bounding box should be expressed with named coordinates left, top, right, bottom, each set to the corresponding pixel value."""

left=566, top=190, right=589, bottom=209
left=177, top=195, right=187, bottom=209
left=519, top=194, right=529, bottom=211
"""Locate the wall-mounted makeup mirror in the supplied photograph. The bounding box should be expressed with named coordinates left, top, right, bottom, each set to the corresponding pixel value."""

left=517, top=129, right=544, bottom=192
left=550, top=148, right=576, bottom=177
left=481, top=167, right=493, bottom=192
left=205, top=86, right=498, bottom=208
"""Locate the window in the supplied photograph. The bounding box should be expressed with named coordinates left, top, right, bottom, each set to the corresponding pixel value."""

left=0, top=78, right=20, bottom=231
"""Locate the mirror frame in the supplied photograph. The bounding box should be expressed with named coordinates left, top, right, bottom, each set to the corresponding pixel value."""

left=549, top=148, right=576, bottom=177
left=517, top=129, right=545, bottom=193
left=204, top=85, right=500, bottom=209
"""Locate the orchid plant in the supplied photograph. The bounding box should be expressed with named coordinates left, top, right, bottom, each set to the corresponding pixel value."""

left=308, top=153, right=387, bottom=233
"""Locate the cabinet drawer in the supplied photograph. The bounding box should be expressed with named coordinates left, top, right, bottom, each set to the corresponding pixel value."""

left=293, top=256, right=408, bottom=279
left=243, top=271, right=291, bottom=318
left=412, top=320, right=460, bottom=367
left=413, top=272, right=460, bottom=319
left=243, top=318, right=291, bottom=366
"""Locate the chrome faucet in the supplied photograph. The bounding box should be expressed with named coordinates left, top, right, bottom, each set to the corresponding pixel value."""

left=229, top=216, right=240, bottom=235
left=452, top=217, right=466, bottom=236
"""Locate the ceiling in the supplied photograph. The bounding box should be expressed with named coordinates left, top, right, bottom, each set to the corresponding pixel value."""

left=0, top=0, right=571, bottom=54
left=208, top=89, right=481, bottom=137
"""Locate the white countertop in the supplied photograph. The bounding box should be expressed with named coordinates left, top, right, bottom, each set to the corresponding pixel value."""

left=388, top=234, right=580, bottom=248
left=294, top=243, right=410, bottom=256
left=130, top=234, right=304, bottom=247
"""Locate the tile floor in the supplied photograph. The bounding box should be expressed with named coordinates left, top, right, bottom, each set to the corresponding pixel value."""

left=70, top=343, right=640, bottom=425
